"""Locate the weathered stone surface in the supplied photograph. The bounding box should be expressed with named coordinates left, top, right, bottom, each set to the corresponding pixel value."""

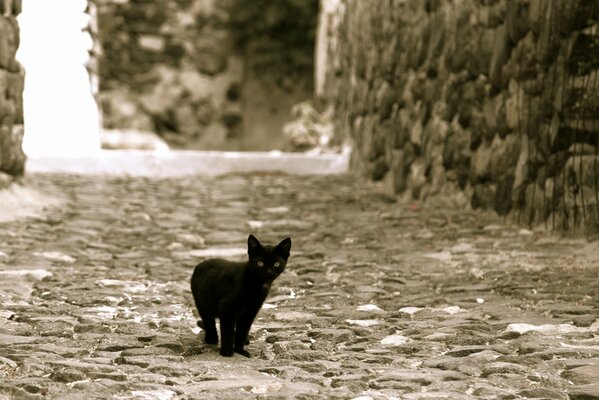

left=569, top=384, right=599, bottom=400
left=0, top=14, right=25, bottom=177
left=470, top=141, right=492, bottom=183
left=489, top=24, right=510, bottom=89
left=519, top=387, right=568, bottom=400
left=562, top=364, right=599, bottom=385
left=3, top=172, right=598, bottom=397
left=370, top=157, right=389, bottom=181
left=93, top=0, right=236, bottom=149
left=323, top=0, right=599, bottom=233
left=93, top=0, right=314, bottom=152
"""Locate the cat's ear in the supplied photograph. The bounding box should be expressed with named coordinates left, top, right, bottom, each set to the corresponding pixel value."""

left=276, top=237, right=292, bottom=256
left=248, top=234, right=262, bottom=256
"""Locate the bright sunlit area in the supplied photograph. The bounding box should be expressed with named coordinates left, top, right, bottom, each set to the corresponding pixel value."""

left=17, top=0, right=101, bottom=157
left=13, top=0, right=348, bottom=176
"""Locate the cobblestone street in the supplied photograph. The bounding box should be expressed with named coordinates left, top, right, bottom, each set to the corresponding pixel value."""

left=1, top=172, right=598, bottom=399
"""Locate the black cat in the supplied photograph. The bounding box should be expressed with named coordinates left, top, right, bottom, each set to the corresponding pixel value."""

left=190, top=234, right=291, bottom=357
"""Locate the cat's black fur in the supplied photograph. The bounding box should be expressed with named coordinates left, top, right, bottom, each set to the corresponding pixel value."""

left=191, top=234, right=291, bottom=357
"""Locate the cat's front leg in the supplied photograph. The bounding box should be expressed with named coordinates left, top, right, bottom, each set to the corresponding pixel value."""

left=234, top=310, right=258, bottom=358
left=219, top=316, right=235, bottom=357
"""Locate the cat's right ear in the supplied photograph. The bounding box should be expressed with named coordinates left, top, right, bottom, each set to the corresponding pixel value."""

left=277, top=237, right=292, bottom=257
left=248, top=234, right=262, bottom=256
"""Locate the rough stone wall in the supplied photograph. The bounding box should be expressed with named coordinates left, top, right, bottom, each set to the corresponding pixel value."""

left=93, top=0, right=243, bottom=149
left=326, top=0, right=599, bottom=232
left=0, top=0, right=25, bottom=178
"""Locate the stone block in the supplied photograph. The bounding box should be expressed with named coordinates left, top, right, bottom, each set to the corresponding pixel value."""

left=468, top=109, right=487, bottom=149
left=137, top=35, right=165, bottom=52
left=390, top=149, right=410, bottom=194
left=427, top=11, right=446, bottom=61
left=562, top=364, right=599, bottom=385
left=0, top=69, right=22, bottom=121
left=489, top=133, right=521, bottom=180
left=140, top=78, right=184, bottom=115
left=495, top=174, right=515, bottom=215
left=369, top=120, right=388, bottom=161
left=565, top=155, right=599, bottom=189
left=456, top=154, right=470, bottom=189
left=552, top=122, right=599, bottom=153
left=0, top=17, right=19, bottom=71
left=179, top=69, right=212, bottom=102
left=446, top=11, right=474, bottom=73
left=468, top=28, right=495, bottom=77
left=506, top=0, right=530, bottom=44
left=429, top=162, right=446, bottom=194
left=513, top=136, right=529, bottom=189
left=0, top=124, right=25, bottom=176
left=568, top=383, right=599, bottom=400
left=352, top=78, right=370, bottom=116
left=410, top=120, right=423, bottom=148
left=393, top=109, right=410, bottom=149
left=407, top=159, right=427, bottom=199
left=543, top=177, right=562, bottom=212
left=0, top=0, right=20, bottom=16
left=487, top=2, right=506, bottom=28
left=505, top=81, right=525, bottom=130
left=12, top=0, right=21, bottom=15
left=470, top=140, right=492, bottom=183
left=519, top=388, right=568, bottom=400
left=356, top=114, right=376, bottom=161
left=101, top=129, right=169, bottom=151
left=193, top=51, right=228, bottom=77
left=559, top=0, right=596, bottom=33
left=568, top=31, right=599, bottom=76
left=173, top=104, right=199, bottom=137
left=472, top=184, right=495, bottom=210
left=501, top=32, right=537, bottom=84
left=371, top=156, right=389, bottom=181
left=422, top=115, right=448, bottom=171
left=489, top=24, right=510, bottom=89
left=375, top=80, right=395, bottom=121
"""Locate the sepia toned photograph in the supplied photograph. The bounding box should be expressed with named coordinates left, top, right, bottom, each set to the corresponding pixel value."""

left=1, top=0, right=598, bottom=398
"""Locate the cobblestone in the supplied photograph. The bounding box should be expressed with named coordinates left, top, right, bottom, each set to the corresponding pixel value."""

left=1, top=172, right=598, bottom=399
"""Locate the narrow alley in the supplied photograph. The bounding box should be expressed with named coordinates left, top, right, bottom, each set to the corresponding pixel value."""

left=1, top=172, right=597, bottom=399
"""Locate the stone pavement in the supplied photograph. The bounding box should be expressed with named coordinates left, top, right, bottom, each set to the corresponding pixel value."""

left=1, top=172, right=598, bottom=399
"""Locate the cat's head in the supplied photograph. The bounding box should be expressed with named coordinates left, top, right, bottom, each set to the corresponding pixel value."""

left=247, top=234, right=291, bottom=281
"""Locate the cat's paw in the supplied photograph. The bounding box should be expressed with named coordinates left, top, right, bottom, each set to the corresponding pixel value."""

left=235, top=348, right=251, bottom=358
left=219, top=347, right=234, bottom=357
left=204, top=334, right=218, bottom=344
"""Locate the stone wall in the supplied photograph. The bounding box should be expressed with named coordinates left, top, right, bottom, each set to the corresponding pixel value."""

left=325, top=0, right=599, bottom=232
left=92, top=0, right=244, bottom=149
left=92, top=0, right=317, bottom=151
left=0, top=0, right=25, bottom=178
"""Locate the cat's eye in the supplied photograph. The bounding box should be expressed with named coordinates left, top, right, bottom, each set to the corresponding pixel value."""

left=274, top=262, right=280, bottom=267
left=257, top=261, right=264, bottom=267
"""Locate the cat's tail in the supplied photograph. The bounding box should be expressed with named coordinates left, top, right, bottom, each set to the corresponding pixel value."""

left=196, top=320, right=204, bottom=329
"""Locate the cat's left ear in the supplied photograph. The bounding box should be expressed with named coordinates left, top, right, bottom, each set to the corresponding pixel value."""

left=276, top=237, right=292, bottom=257
left=248, top=234, right=262, bottom=256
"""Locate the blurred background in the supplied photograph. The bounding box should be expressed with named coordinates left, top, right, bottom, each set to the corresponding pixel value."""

left=17, top=0, right=329, bottom=154
left=1, top=0, right=599, bottom=232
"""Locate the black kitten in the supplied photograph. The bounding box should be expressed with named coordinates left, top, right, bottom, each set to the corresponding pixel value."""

left=191, top=234, right=291, bottom=357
